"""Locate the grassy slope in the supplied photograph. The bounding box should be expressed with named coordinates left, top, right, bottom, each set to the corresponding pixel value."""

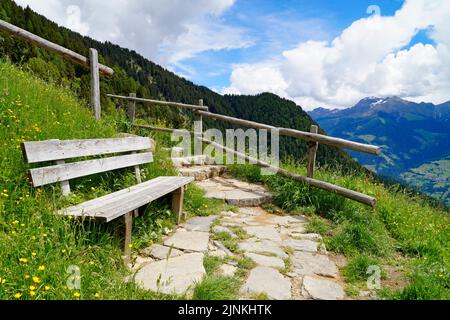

left=228, top=163, right=449, bottom=299
left=0, top=60, right=227, bottom=300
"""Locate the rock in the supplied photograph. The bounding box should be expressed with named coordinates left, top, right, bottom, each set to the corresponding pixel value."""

left=208, top=242, right=217, bottom=251
left=292, top=252, right=338, bottom=277
left=283, top=239, right=319, bottom=252
left=244, top=252, right=285, bottom=269
left=243, top=226, right=282, bottom=242
left=212, top=226, right=237, bottom=238
left=134, top=253, right=206, bottom=295
left=196, top=177, right=272, bottom=206
left=141, top=244, right=183, bottom=260
left=219, top=264, right=237, bottom=277
left=301, top=276, right=345, bottom=300
left=212, top=240, right=234, bottom=256
left=129, top=256, right=154, bottom=271
left=208, top=250, right=227, bottom=258
left=296, top=233, right=322, bottom=241
left=182, top=215, right=217, bottom=232
left=241, top=266, right=291, bottom=300
left=238, top=239, right=288, bottom=259
left=269, top=215, right=307, bottom=226
left=238, top=207, right=265, bottom=216
left=164, top=230, right=209, bottom=252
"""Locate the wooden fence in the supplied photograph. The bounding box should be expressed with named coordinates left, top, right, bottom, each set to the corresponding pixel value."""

left=0, top=19, right=114, bottom=120
left=108, top=94, right=382, bottom=207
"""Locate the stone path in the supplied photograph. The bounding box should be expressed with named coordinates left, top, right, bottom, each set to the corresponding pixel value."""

left=131, top=205, right=347, bottom=300
left=195, top=177, right=272, bottom=206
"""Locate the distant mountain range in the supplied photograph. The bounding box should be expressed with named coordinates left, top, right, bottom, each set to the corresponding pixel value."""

left=309, top=97, right=450, bottom=206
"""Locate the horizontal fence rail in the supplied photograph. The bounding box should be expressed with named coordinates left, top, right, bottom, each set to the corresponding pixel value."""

left=0, top=19, right=114, bottom=76
left=201, top=137, right=377, bottom=207
left=107, top=94, right=209, bottom=111
left=196, top=110, right=381, bottom=155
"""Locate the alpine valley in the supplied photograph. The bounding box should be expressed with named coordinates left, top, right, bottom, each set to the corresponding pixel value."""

left=309, top=97, right=450, bottom=206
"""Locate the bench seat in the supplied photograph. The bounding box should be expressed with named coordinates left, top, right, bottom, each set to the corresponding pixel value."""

left=58, top=176, right=194, bottom=222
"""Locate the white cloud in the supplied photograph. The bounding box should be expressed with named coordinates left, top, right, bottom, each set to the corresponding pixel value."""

left=13, top=0, right=251, bottom=75
left=223, top=0, right=450, bottom=110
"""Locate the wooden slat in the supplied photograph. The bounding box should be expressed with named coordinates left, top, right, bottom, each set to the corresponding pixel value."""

left=29, top=152, right=153, bottom=187
left=58, top=176, right=194, bottom=222
left=307, top=125, right=319, bottom=178
left=0, top=19, right=113, bottom=75
left=107, top=94, right=209, bottom=111
left=22, top=137, right=154, bottom=163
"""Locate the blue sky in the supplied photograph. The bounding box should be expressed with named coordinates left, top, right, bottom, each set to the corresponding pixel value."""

left=178, top=0, right=407, bottom=90
left=14, top=0, right=450, bottom=109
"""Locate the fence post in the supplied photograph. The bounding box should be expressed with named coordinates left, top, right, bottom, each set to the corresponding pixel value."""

left=128, top=93, right=136, bottom=123
left=307, top=125, right=319, bottom=178
left=194, top=99, right=204, bottom=164
left=89, top=48, right=101, bottom=120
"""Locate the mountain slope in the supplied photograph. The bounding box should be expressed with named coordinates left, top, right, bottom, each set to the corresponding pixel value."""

left=0, top=0, right=361, bottom=172
left=309, top=97, right=450, bottom=205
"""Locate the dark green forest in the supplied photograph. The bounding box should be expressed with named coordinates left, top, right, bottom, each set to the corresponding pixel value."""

left=0, top=0, right=361, bottom=171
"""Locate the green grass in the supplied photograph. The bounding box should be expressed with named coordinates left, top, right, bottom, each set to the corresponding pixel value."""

left=192, top=275, right=240, bottom=300
left=0, top=60, right=220, bottom=300
left=228, top=163, right=450, bottom=299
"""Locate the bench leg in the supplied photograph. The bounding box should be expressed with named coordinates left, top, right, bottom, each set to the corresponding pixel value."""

left=123, top=211, right=133, bottom=263
left=171, top=187, right=184, bottom=224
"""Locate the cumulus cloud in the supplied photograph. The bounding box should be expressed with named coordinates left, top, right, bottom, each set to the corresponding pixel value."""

left=223, top=0, right=450, bottom=109
left=13, top=0, right=252, bottom=74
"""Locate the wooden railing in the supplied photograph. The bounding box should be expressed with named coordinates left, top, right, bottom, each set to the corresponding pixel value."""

left=0, top=19, right=114, bottom=120
left=108, top=94, right=382, bottom=207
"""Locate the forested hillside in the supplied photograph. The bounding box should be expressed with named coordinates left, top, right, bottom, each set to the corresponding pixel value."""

left=0, top=0, right=360, bottom=171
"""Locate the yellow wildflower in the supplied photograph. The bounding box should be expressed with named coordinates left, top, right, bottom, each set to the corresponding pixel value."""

left=44, top=286, right=50, bottom=291
left=38, top=265, right=45, bottom=271
left=19, top=258, right=28, bottom=263
left=73, top=292, right=81, bottom=298
left=14, top=293, right=22, bottom=299
left=29, top=290, right=36, bottom=297
left=128, top=244, right=133, bottom=248
left=29, top=285, right=36, bottom=290
left=0, top=277, right=5, bottom=284
left=25, top=274, right=30, bottom=279
left=32, top=276, right=40, bottom=283
left=94, top=293, right=100, bottom=298
left=32, top=252, right=37, bottom=257
left=12, top=220, right=19, bottom=225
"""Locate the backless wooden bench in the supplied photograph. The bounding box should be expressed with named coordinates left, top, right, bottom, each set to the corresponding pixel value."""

left=21, top=137, right=194, bottom=258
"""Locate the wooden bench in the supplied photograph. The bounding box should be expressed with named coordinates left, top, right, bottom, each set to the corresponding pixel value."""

left=21, top=136, right=194, bottom=257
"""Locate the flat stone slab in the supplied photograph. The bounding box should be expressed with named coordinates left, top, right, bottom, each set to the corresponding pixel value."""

left=296, top=233, right=322, bottom=241
left=134, top=253, right=206, bottom=295
left=182, top=215, right=217, bottom=232
left=283, top=239, right=319, bottom=252
left=212, top=226, right=237, bottom=238
left=141, top=244, right=183, bottom=260
left=243, top=226, right=282, bottom=242
left=292, top=252, right=338, bottom=277
left=302, top=276, right=345, bottom=300
left=164, top=230, right=209, bottom=252
left=241, top=266, right=291, bottom=300
left=178, top=165, right=225, bottom=181
left=244, top=252, right=285, bottom=269
left=238, top=239, right=288, bottom=259
left=219, top=264, right=237, bottom=277
left=269, top=215, right=307, bottom=226
left=196, top=177, right=272, bottom=206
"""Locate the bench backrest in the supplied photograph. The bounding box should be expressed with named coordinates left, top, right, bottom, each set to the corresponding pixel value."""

left=21, top=137, right=154, bottom=195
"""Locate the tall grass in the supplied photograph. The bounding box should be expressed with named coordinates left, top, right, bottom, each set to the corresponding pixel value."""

left=228, top=162, right=449, bottom=299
